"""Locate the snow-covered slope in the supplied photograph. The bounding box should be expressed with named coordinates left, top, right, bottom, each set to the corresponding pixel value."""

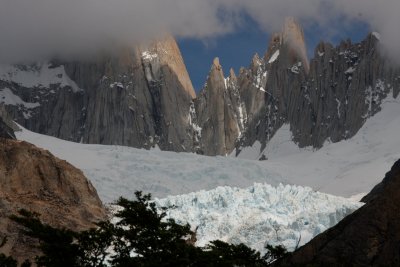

left=16, top=93, right=400, bottom=202
left=155, top=183, right=362, bottom=253
left=16, top=128, right=289, bottom=203
left=0, top=63, right=82, bottom=92
left=237, top=95, right=400, bottom=197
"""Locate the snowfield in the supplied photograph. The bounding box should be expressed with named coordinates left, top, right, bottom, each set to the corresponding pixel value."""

left=16, top=128, right=289, bottom=203
left=154, top=183, right=362, bottom=253
left=16, top=94, right=400, bottom=202
left=237, top=94, right=400, bottom=198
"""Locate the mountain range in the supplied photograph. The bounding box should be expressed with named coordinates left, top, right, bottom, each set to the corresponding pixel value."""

left=1, top=18, right=399, bottom=157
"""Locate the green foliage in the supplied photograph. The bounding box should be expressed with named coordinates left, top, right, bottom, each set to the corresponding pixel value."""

left=10, top=209, right=111, bottom=267
left=9, top=191, right=289, bottom=267
left=77, top=221, right=114, bottom=267
left=10, top=209, right=81, bottom=267
left=111, top=191, right=200, bottom=266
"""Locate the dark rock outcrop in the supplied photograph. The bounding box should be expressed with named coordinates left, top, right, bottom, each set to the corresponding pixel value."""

left=0, top=139, right=106, bottom=262
left=0, top=105, right=17, bottom=139
left=277, top=159, right=400, bottom=266
left=0, top=118, right=14, bottom=139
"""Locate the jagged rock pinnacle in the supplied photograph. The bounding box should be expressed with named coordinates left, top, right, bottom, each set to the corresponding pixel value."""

left=229, top=68, right=236, bottom=80
left=143, top=35, right=196, bottom=98
left=264, top=17, right=309, bottom=73
left=213, top=57, right=222, bottom=70
left=194, top=56, right=243, bottom=156
left=252, top=53, right=261, bottom=65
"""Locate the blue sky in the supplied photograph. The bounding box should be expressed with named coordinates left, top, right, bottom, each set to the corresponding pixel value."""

left=178, top=19, right=370, bottom=91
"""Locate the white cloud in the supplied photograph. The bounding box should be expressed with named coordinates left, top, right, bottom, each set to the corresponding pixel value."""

left=0, top=0, right=399, bottom=62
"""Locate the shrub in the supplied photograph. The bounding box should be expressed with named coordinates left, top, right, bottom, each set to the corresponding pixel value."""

left=9, top=191, right=288, bottom=266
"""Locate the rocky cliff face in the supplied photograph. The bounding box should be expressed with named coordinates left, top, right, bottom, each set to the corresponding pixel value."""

left=0, top=139, right=106, bottom=262
left=235, top=28, right=400, bottom=158
left=277, top=159, right=400, bottom=266
left=195, top=58, right=246, bottom=155
left=0, top=21, right=399, bottom=157
left=0, top=35, right=196, bottom=152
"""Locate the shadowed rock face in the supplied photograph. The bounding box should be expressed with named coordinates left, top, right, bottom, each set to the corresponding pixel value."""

left=196, top=19, right=399, bottom=158
left=276, top=159, right=400, bottom=267
left=0, top=118, right=14, bottom=139
left=236, top=31, right=400, bottom=157
left=0, top=105, right=17, bottom=139
left=0, top=36, right=196, bottom=153
left=0, top=140, right=106, bottom=263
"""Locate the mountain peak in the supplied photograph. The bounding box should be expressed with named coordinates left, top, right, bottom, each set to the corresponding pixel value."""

left=264, top=17, right=309, bottom=73
left=229, top=68, right=236, bottom=79
left=281, top=17, right=310, bottom=73
left=142, top=35, right=196, bottom=98
left=251, top=53, right=262, bottom=67
left=213, top=57, right=222, bottom=69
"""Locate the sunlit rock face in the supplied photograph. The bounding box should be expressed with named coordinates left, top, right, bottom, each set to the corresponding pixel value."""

left=195, top=58, right=246, bottom=156
left=0, top=139, right=106, bottom=263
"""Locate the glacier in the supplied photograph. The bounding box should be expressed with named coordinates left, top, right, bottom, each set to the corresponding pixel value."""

left=15, top=93, right=400, bottom=202
left=154, top=183, right=362, bottom=253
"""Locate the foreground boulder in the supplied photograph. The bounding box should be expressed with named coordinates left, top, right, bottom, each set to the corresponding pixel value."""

left=277, top=159, right=400, bottom=266
left=0, top=139, right=106, bottom=262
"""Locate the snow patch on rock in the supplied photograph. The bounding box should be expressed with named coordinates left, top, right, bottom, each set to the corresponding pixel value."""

left=372, top=32, right=381, bottom=41
left=0, top=63, right=82, bottom=92
left=0, top=88, right=40, bottom=109
left=268, top=50, right=280, bottom=64
left=141, top=51, right=158, bottom=61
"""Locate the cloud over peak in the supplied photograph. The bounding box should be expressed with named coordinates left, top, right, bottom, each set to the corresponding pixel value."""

left=1, top=0, right=399, bottom=63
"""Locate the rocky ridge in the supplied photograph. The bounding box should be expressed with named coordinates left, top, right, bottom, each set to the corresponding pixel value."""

left=0, top=20, right=399, bottom=156
left=234, top=26, right=400, bottom=157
